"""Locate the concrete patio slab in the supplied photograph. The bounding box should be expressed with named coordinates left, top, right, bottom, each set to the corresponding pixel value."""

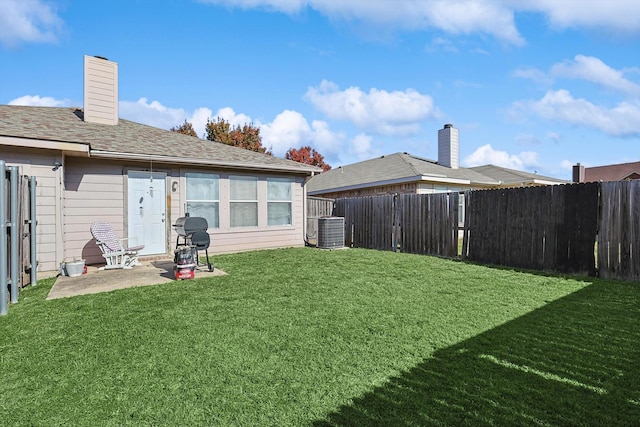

left=47, top=260, right=226, bottom=300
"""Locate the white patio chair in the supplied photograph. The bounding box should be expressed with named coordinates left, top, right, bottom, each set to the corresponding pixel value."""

left=90, top=222, right=145, bottom=270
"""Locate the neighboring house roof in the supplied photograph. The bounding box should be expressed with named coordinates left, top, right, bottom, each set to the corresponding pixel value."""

left=307, top=152, right=500, bottom=195
left=468, top=164, right=568, bottom=186
left=0, top=105, right=320, bottom=175
left=307, top=152, right=567, bottom=195
left=584, top=161, right=640, bottom=182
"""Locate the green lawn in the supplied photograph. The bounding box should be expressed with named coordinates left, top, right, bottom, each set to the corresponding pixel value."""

left=1, top=248, right=638, bottom=426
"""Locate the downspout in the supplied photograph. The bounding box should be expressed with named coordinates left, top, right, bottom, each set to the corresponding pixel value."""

left=303, top=171, right=315, bottom=246
left=29, top=176, right=37, bottom=286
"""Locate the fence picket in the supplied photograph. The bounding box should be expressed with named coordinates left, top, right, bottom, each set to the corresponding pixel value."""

left=320, top=181, right=639, bottom=281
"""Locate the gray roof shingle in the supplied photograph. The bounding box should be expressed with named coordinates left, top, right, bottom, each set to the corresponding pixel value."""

left=307, top=152, right=567, bottom=194
left=0, top=105, right=320, bottom=174
left=307, top=152, right=499, bottom=193
left=468, top=164, right=568, bottom=185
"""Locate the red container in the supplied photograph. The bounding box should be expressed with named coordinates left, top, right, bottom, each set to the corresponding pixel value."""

left=174, top=266, right=195, bottom=280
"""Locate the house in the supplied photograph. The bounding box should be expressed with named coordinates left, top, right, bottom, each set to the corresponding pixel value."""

left=307, top=124, right=566, bottom=199
left=0, top=55, right=320, bottom=274
left=572, top=161, right=640, bottom=183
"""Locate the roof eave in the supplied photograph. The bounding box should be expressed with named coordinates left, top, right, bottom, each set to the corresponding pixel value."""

left=0, top=136, right=90, bottom=156
left=89, top=150, right=320, bottom=175
left=308, top=174, right=494, bottom=195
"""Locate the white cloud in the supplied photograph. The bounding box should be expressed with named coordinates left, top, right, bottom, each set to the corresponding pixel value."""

left=260, top=110, right=311, bottom=155
left=512, top=89, right=640, bottom=136
left=560, top=160, right=575, bottom=170
left=304, top=80, right=439, bottom=136
left=551, top=55, right=640, bottom=96
left=259, top=109, right=348, bottom=163
left=8, top=95, right=70, bottom=107
left=0, top=0, right=63, bottom=48
left=349, top=133, right=377, bottom=162
left=546, top=131, right=562, bottom=144
left=512, top=67, right=552, bottom=85
left=213, top=107, right=253, bottom=127
left=426, top=37, right=459, bottom=53
left=198, top=0, right=640, bottom=44
left=119, top=98, right=191, bottom=131
left=53, top=94, right=343, bottom=162
left=190, top=107, right=214, bottom=138
left=463, top=144, right=539, bottom=170
left=514, top=133, right=541, bottom=146
left=517, top=0, right=640, bottom=33
left=200, top=0, right=524, bottom=44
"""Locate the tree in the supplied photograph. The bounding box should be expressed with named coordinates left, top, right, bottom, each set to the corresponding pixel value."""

left=285, top=146, right=332, bottom=171
left=170, top=120, right=198, bottom=137
left=205, top=117, right=272, bottom=155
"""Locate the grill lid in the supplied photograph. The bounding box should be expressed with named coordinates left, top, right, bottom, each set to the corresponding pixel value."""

left=174, top=216, right=209, bottom=236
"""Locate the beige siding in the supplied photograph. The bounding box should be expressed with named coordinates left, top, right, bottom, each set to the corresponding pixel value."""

left=1, top=147, right=63, bottom=272
left=63, top=159, right=125, bottom=265
left=4, top=147, right=310, bottom=273
left=83, top=55, right=118, bottom=125
left=171, top=171, right=307, bottom=254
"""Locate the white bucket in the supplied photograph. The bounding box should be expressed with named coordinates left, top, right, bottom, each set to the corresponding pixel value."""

left=65, top=260, right=85, bottom=277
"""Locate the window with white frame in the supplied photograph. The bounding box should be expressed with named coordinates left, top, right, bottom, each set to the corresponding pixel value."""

left=230, top=175, right=258, bottom=227
left=267, top=178, right=292, bottom=226
left=185, top=173, right=219, bottom=228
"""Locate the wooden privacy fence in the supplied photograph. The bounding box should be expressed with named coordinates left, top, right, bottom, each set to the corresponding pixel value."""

left=322, top=181, right=640, bottom=282
left=397, top=193, right=459, bottom=257
left=333, top=193, right=459, bottom=257
left=598, top=181, right=640, bottom=281
left=2, top=161, right=37, bottom=315
left=461, top=183, right=599, bottom=276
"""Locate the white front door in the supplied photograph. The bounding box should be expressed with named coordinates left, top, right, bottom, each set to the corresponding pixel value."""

left=128, top=171, right=166, bottom=255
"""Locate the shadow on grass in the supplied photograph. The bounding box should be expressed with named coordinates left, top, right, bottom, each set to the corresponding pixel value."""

left=314, top=279, right=640, bottom=426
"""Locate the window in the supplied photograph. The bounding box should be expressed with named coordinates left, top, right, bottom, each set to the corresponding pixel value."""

left=230, top=176, right=258, bottom=227
left=185, top=173, right=219, bottom=228
left=267, top=178, right=292, bottom=226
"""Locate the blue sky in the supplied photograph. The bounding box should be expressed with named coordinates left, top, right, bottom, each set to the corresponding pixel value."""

left=1, top=0, right=639, bottom=179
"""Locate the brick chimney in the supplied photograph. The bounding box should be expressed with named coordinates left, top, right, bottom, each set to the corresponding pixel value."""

left=438, top=123, right=459, bottom=169
left=83, top=55, right=118, bottom=125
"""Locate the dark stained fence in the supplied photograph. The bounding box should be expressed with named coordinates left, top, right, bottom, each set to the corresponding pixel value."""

left=397, top=193, right=459, bottom=257
left=324, top=182, right=639, bottom=281
left=334, top=193, right=459, bottom=257
left=335, top=195, right=396, bottom=251
left=598, top=181, right=640, bottom=281
left=462, top=183, right=599, bottom=276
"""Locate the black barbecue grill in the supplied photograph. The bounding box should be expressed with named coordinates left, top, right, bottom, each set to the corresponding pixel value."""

left=173, top=215, right=214, bottom=272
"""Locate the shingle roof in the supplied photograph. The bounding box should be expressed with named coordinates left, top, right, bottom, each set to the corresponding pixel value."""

left=584, top=161, right=640, bottom=182
left=307, top=152, right=499, bottom=193
left=468, top=164, right=568, bottom=185
left=0, top=105, right=320, bottom=174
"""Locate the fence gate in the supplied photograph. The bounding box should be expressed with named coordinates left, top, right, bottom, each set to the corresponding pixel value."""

left=2, top=160, right=37, bottom=315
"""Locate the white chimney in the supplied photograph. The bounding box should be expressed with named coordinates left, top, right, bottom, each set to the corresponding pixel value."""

left=83, top=55, right=118, bottom=125
left=438, top=123, right=459, bottom=169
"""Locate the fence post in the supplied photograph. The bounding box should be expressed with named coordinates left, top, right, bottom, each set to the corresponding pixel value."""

left=1, top=160, right=8, bottom=315
left=9, top=166, right=19, bottom=303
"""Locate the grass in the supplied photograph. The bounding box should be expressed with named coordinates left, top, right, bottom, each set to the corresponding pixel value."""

left=1, top=247, right=638, bottom=426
